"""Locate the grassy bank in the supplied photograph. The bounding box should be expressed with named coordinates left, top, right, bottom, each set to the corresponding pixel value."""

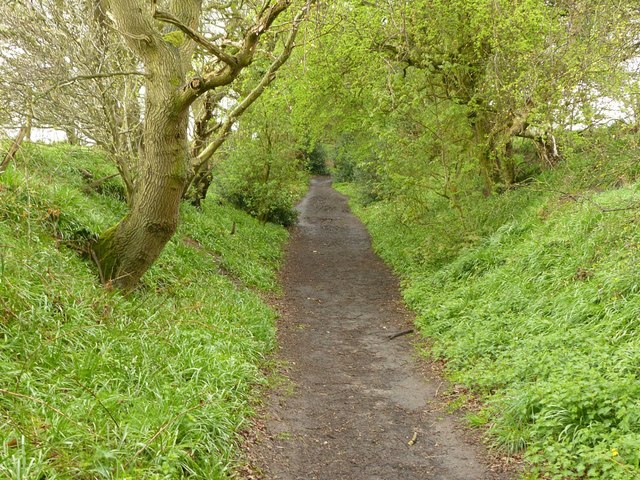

left=0, top=144, right=288, bottom=478
left=338, top=134, right=640, bottom=479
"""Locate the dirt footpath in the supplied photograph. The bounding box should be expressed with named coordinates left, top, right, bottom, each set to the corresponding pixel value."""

left=246, top=177, right=511, bottom=480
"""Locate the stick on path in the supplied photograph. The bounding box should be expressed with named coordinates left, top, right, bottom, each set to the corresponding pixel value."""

left=247, top=177, right=510, bottom=480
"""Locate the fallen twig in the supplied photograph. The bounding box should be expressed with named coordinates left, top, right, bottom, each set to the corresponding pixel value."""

left=388, top=329, right=414, bottom=340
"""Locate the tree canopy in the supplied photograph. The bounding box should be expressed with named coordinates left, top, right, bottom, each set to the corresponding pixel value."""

left=1, top=0, right=639, bottom=283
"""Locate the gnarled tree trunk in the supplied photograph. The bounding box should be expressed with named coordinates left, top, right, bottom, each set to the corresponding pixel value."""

left=93, top=104, right=189, bottom=288
left=92, top=0, right=192, bottom=289
left=92, top=0, right=304, bottom=289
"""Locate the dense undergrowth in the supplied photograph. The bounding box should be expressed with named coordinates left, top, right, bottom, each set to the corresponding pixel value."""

left=0, top=144, right=288, bottom=478
left=339, top=132, right=640, bottom=479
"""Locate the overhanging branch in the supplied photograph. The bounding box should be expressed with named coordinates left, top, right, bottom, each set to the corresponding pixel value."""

left=191, top=2, right=311, bottom=174
left=153, top=9, right=237, bottom=66
left=176, top=0, right=294, bottom=107
left=37, top=71, right=147, bottom=100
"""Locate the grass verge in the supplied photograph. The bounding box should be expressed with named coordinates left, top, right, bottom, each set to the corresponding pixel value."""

left=1, top=143, right=287, bottom=479
left=337, top=133, right=640, bottom=479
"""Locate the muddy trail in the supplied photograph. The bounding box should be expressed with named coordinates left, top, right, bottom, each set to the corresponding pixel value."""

left=246, top=177, right=511, bottom=480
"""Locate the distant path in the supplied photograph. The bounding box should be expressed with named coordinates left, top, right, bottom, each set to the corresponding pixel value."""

left=247, top=177, right=510, bottom=479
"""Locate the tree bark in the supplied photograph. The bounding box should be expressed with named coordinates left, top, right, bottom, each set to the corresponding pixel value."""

left=516, top=130, right=562, bottom=168
left=65, top=127, right=80, bottom=145
left=189, top=170, right=213, bottom=208
left=533, top=133, right=561, bottom=168
left=92, top=0, right=193, bottom=289
left=92, top=103, right=189, bottom=288
left=186, top=91, right=217, bottom=207
left=474, top=115, right=502, bottom=196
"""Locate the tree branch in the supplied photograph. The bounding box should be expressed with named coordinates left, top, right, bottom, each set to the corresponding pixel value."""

left=1, top=116, right=31, bottom=175
left=37, top=71, right=147, bottom=100
left=177, top=0, right=294, bottom=108
left=191, top=2, right=311, bottom=173
left=153, top=9, right=236, bottom=66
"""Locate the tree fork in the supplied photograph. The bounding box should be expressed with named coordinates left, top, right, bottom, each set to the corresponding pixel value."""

left=93, top=0, right=305, bottom=288
left=184, top=3, right=313, bottom=206
left=91, top=0, right=194, bottom=289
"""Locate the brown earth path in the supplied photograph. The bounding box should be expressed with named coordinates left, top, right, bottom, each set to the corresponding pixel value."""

left=245, top=177, right=511, bottom=480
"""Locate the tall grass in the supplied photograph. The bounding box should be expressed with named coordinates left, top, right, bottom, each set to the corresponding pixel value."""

left=0, top=143, right=287, bottom=478
left=338, top=132, right=640, bottom=479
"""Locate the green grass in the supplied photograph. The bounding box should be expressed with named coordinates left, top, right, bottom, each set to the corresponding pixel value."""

left=0, top=143, right=288, bottom=478
left=337, top=133, right=640, bottom=479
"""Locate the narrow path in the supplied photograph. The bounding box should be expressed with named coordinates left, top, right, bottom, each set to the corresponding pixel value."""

left=248, top=177, right=509, bottom=479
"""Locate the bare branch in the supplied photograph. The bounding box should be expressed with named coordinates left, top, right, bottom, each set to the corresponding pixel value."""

left=37, top=71, right=147, bottom=100
left=1, top=122, right=29, bottom=174
left=153, top=9, right=236, bottom=66
left=192, top=2, right=312, bottom=172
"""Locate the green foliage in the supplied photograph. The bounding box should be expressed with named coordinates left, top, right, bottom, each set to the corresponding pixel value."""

left=213, top=84, right=309, bottom=227
left=332, top=135, right=357, bottom=183
left=214, top=143, right=306, bottom=227
left=339, top=131, right=640, bottom=479
left=0, top=144, right=287, bottom=478
left=303, top=143, right=329, bottom=175
left=284, top=0, right=637, bottom=204
left=2, top=1, right=640, bottom=477
left=331, top=134, right=388, bottom=205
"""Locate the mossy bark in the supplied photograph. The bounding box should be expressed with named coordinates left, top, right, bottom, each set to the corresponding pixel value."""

left=93, top=113, right=188, bottom=289
left=476, top=119, right=518, bottom=195
left=188, top=169, right=213, bottom=208
left=92, top=0, right=194, bottom=290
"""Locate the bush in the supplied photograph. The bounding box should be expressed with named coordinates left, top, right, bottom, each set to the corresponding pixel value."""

left=339, top=130, right=640, bottom=478
left=333, top=134, right=357, bottom=182
left=214, top=141, right=307, bottom=226
left=304, top=143, right=329, bottom=175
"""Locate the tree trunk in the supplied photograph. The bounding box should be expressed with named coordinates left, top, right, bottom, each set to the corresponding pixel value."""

left=92, top=0, right=192, bottom=290
left=479, top=146, right=501, bottom=196
left=65, top=127, right=80, bottom=145
left=501, top=140, right=516, bottom=186
left=477, top=124, right=517, bottom=194
left=93, top=92, right=189, bottom=289
left=188, top=169, right=213, bottom=208
left=186, top=91, right=216, bottom=207
left=516, top=130, right=561, bottom=168
left=476, top=118, right=503, bottom=196
left=473, top=109, right=501, bottom=196
left=534, top=133, right=561, bottom=168
left=185, top=6, right=309, bottom=206
left=1, top=117, right=31, bottom=174
left=91, top=0, right=298, bottom=288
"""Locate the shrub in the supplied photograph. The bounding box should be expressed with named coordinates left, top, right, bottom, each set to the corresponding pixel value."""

left=304, top=143, right=329, bottom=175
left=214, top=142, right=307, bottom=226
